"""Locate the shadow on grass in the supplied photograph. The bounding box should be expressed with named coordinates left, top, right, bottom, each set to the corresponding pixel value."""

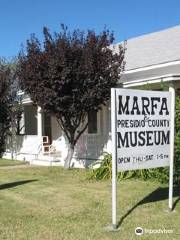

left=117, top=185, right=180, bottom=228
left=0, top=180, right=38, bottom=190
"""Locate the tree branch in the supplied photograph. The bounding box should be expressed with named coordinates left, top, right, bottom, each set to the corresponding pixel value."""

left=57, top=116, right=71, bottom=142
left=74, top=121, right=88, bottom=146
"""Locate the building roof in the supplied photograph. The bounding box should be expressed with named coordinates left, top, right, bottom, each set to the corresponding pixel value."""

left=120, top=25, right=180, bottom=71
left=114, top=25, right=180, bottom=86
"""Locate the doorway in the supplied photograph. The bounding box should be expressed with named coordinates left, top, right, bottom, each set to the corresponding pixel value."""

left=44, top=113, right=52, bottom=144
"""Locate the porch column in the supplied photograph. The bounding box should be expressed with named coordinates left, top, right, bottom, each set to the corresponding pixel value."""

left=37, top=106, right=43, bottom=138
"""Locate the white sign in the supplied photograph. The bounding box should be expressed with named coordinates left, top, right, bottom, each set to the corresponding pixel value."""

left=113, top=88, right=172, bottom=171
left=111, top=87, right=175, bottom=229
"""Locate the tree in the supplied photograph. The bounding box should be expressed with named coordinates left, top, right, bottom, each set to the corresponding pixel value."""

left=0, top=59, right=12, bottom=157
left=174, top=96, right=180, bottom=184
left=0, top=58, right=22, bottom=159
left=17, top=25, right=125, bottom=168
left=7, top=59, right=24, bottom=159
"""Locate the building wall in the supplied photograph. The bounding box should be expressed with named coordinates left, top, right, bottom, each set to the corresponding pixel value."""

left=51, top=116, right=62, bottom=140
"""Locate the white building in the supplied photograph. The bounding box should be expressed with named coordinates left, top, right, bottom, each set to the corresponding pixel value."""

left=4, top=25, right=180, bottom=167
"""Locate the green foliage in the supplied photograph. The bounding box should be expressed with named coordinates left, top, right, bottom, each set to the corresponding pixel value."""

left=0, top=58, right=20, bottom=158
left=88, top=152, right=137, bottom=181
left=174, top=96, right=180, bottom=184
left=88, top=153, right=112, bottom=180
left=89, top=153, right=169, bottom=182
left=0, top=60, right=12, bottom=157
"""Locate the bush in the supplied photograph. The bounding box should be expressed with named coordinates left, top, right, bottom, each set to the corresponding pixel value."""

left=174, top=96, right=180, bottom=184
left=0, top=61, right=12, bottom=157
left=89, top=153, right=169, bottom=183
left=88, top=153, right=112, bottom=180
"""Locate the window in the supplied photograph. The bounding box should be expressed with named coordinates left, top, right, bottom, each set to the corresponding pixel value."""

left=88, top=110, right=98, bottom=134
left=24, top=105, right=37, bottom=135
left=16, top=111, right=25, bottom=135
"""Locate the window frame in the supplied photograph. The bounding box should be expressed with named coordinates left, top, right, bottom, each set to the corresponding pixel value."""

left=86, top=110, right=100, bottom=135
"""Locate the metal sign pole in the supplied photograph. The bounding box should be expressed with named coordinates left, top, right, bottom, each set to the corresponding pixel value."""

left=169, top=87, right=175, bottom=211
left=111, top=88, right=117, bottom=229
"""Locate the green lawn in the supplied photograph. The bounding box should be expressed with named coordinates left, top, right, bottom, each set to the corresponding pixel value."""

left=0, top=158, right=27, bottom=167
left=0, top=165, right=179, bottom=240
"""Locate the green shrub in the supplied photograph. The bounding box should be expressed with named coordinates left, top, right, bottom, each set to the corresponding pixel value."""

left=89, top=153, right=169, bottom=183
left=174, top=96, right=180, bottom=184
left=0, top=61, right=12, bottom=157
left=88, top=153, right=112, bottom=180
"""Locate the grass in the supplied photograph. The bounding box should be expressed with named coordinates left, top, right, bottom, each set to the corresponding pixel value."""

left=0, top=165, right=179, bottom=240
left=0, top=158, right=27, bottom=166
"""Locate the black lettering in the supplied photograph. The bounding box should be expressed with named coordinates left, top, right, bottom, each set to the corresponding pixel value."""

left=151, top=97, right=160, bottom=115
left=131, top=97, right=140, bottom=115
left=161, top=130, right=170, bottom=145
left=117, top=132, right=129, bottom=148
left=159, top=98, right=169, bottom=115
left=154, top=131, right=161, bottom=145
left=118, top=95, right=130, bottom=115
left=138, top=131, right=146, bottom=146
left=129, top=131, right=137, bottom=147
left=142, top=97, right=150, bottom=115
left=146, top=131, right=153, bottom=146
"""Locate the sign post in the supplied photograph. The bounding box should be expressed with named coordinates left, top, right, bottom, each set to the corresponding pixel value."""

left=169, top=87, right=175, bottom=211
left=111, top=87, right=175, bottom=229
left=111, top=88, right=117, bottom=229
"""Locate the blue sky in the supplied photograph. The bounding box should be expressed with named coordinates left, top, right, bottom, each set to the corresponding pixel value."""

left=1, top=0, right=180, bottom=58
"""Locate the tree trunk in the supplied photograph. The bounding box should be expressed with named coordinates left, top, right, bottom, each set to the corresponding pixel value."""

left=64, top=144, right=74, bottom=169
